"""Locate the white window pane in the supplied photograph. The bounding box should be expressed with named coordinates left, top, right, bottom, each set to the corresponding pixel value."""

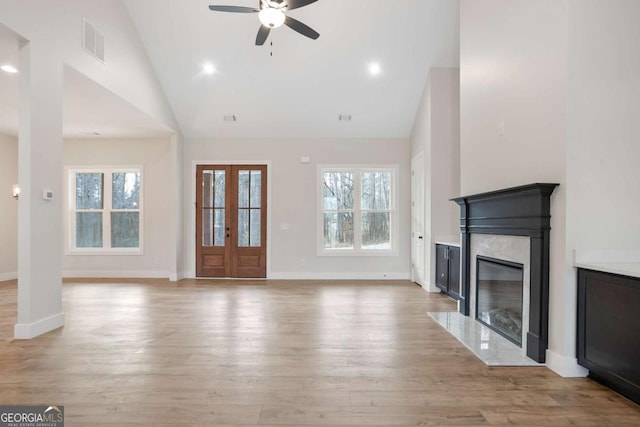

left=76, top=173, right=103, bottom=209
left=202, top=209, right=213, bottom=247
left=202, top=171, right=214, bottom=208
left=362, top=212, right=391, bottom=250
left=323, top=212, right=354, bottom=249
left=250, top=209, right=261, bottom=247
left=112, top=172, right=140, bottom=209
left=323, top=172, right=353, bottom=210
left=111, top=212, right=139, bottom=248
left=76, top=212, right=102, bottom=247
left=214, top=209, right=226, bottom=246
left=250, top=171, right=261, bottom=208
left=215, top=171, right=226, bottom=208
left=238, top=171, right=250, bottom=208
left=238, top=209, right=249, bottom=247
left=361, top=172, right=392, bottom=210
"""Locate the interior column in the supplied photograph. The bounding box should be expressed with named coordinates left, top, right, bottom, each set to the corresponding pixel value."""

left=15, top=40, right=65, bottom=339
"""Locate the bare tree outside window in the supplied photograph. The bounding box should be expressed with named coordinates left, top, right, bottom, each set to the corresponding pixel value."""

left=71, top=169, right=142, bottom=252
left=321, top=168, right=395, bottom=253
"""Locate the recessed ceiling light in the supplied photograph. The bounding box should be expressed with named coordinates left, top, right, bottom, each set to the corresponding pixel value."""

left=368, top=62, right=382, bottom=76
left=203, top=63, right=216, bottom=75
left=1, top=64, right=18, bottom=74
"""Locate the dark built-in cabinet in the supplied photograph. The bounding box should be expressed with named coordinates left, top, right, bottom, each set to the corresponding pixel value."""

left=577, top=268, right=640, bottom=405
left=436, top=244, right=460, bottom=300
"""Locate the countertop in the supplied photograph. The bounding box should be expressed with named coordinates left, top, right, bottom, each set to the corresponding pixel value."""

left=575, top=262, right=640, bottom=279
left=435, top=241, right=461, bottom=248
left=573, top=249, right=640, bottom=279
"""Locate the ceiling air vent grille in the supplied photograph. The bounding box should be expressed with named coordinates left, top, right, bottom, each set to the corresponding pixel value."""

left=82, top=19, right=105, bottom=63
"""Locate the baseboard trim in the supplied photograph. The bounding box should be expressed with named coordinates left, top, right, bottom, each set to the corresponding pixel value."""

left=14, top=312, right=65, bottom=339
left=545, top=349, right=588, bottom=377
left=0, top=272, right=17, bottom=282
left=421, top=282, right=441, bottom=293
left=63, top=270, right=171, bottom=279
left=169, top=271, right=186, bottom=282
left=268, top=272, right=411, bottom=280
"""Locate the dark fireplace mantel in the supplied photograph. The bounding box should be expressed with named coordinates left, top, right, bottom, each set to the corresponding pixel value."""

left=451, top=183, right=559, bottom=362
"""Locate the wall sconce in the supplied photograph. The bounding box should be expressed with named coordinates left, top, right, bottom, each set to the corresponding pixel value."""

left=12, top=184, right=20, bottom=200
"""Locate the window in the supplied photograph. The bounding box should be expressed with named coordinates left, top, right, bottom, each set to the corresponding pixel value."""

left=319, top=166, right=397, bottom=255
left=68, top=168, right=142, bottom=254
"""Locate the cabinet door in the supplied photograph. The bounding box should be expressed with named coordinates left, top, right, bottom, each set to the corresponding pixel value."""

left=435, top=244, right=449, bottom=291
left=448, top=246, right=461, bottom=299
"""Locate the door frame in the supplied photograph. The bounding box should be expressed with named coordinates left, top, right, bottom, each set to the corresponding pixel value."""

left=411, top=152, right=426, bottom=287
left=190, top=160, right=272, bottom=279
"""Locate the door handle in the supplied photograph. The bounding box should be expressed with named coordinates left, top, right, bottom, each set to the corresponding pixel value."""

left=418, top=235, right=423, bottom=240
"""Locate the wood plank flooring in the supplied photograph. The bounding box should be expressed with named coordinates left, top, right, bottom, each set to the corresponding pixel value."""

left=0, top=279, right=639, bottom=426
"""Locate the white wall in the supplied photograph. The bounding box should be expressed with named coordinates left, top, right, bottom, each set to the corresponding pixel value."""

left=565, top=0, right=640, bottom=360
left=460, top=1, right=573, bottom=374
left=63, top=138, right=173, bottom=278
left=410, top=68, right=461, bottom=291
left=0, top=133, right=18, bottom=281
left=566, top=0, right=640, bottom=250
left=184, top=138, right=411, bottom=279
left=430, top=68, right=461, bottom=247
left=0, top=1, right=182, bottom=337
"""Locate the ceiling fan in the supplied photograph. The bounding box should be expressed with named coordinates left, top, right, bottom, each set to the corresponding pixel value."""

left=209, top=0, right=320, bottom=46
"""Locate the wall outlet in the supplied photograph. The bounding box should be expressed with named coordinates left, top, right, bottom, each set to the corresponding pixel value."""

left=498, top=121, right=505, bottom=136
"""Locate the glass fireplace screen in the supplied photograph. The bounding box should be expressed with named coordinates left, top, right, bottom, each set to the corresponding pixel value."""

left=476, top=256, right=524, bottom=346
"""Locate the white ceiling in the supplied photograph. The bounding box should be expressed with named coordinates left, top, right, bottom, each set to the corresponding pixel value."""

left=1, top=1, right=459, bottom=140
left=0, top=26, right=173, bottom=139
left=125, top=0, right=459, bottom=139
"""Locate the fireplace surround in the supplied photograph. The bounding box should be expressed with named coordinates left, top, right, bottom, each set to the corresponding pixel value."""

left=452, top=183, right=558, bottom=362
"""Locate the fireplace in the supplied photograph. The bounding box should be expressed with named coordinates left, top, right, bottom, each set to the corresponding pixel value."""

left=452, top=183, right=558, bottom=362
left=476, top=256, right=524, bottom=346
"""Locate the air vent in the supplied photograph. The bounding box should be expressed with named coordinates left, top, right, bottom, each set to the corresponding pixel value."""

left=82, top=19, right=105, bottom=63
left=339, top=114, right=352, bottom=122
left=223, top=115, right=237, bottom=122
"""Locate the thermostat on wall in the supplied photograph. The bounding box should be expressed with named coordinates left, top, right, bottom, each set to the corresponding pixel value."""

left=42, top=190, right=54, bottom=201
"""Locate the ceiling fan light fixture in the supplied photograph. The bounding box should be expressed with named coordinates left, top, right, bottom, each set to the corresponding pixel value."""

left=259, top=8, right=285, bottom=28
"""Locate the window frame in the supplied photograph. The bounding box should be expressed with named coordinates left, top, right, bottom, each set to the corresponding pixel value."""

left=317, top=165, right=398, bottom=257
left=67, top=166, right=144, bottom=255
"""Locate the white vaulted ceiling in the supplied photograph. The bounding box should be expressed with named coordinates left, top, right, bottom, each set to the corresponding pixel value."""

left=124, top=0, right=459, bottom=138
left=0, top=26, right=173, bottom=139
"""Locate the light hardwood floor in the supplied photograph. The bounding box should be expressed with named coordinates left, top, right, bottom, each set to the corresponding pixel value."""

left=0, top=279, right=639, bottom=426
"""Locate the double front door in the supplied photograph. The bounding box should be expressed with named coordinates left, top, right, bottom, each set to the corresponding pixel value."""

left=196, top=165, right=267, bottom=278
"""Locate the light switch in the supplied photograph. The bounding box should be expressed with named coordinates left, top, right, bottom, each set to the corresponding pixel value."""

left=42, top=190, right=54, bottom=201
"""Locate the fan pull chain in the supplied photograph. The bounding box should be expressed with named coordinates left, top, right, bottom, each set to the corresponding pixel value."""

left=270, top=41, right=273, bottom=57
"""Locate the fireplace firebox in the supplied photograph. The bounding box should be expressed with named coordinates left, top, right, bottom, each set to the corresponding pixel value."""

left=476, top=256, right=524, bottom=346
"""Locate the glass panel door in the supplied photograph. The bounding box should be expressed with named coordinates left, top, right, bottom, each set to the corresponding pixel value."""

left=196, top=166, right=231, bottom=277
left=196, top=165, right=267, bottom=278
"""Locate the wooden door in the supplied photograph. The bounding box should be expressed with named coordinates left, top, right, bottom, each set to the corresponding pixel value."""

left=196, top=165, right=267, bottom=278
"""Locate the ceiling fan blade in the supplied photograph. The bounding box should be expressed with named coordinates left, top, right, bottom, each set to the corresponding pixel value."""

left=284, top=16, right=320, bottom=40
left=286, top=0, right=319, bottom=11
left=208, top=5, right=259, bottom=13
left=256, top=25, right=271, bottom=46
